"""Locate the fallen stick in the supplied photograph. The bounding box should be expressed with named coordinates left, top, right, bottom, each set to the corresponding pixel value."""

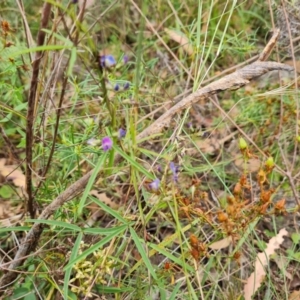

left=0, top=29, right=294, bottom=290
left=137, top=61, right=293, bottom=141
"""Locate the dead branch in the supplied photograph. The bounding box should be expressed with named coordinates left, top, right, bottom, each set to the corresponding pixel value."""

left=25, top=2, right=52, bottom=219
left=137, top=61, right=293, bottom=141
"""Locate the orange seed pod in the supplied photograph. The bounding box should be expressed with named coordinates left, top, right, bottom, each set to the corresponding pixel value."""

left=190, top=234, right=199, bottom=249
left=218, top=212, right=228, bottom=222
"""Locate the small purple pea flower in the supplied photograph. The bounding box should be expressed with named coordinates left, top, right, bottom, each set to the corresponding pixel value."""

left=102, top=136, right=113, bottom=151
left=114, top=84, right=120, bottom=91
left=149, top=178, right=160, bottom=191
left=156, top=164, right=162, bottom=173
left=123, top=55, right=129, bottom=64
left=123, top=82, right=130, bottom=90
left=99, top=55, right=116, bottom=68
left=170, top=162, right=179, bottom=182
left=204, top=132, right=211, bottom=138
left=186, top=122, right=193, bottom=129
left=118, top=128, right=126, bottom=139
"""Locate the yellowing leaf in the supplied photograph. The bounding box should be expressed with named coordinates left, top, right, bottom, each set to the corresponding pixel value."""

left=89, top=191, right=120, bottom=210
left=208, top=236, right=232, bottom=250
left=244, top=228, right=288, bottom=300
left=165, top=28, right=193, bottom=55
left=0, top=158, right=25, bottom=189
left=0, top=201, right=23, bottom=226
left=289, top=290, right=300, bottom=300
left=234, top=154, right=261, bottom=173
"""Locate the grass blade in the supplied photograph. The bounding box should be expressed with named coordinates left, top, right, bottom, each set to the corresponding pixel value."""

left=64, top=224, right=128, bottom=270
left=26, top=219, right=81, bottom=231
left=63, top=232, right=83, bottom=299
left=77, top=152, right=108, bottom=216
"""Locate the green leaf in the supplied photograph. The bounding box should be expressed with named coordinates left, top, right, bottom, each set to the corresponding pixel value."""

left=63, top=232, right=83, bottom=300
left=43, top=0, right=66, bottom=10
left=129, top=227, right=157, bottom=280
left=0, top=103, right=26, bottom=120
left=96, top=286, right=133, bottom=293
left=169, top=282, right=182, bottom=300
left=0, top=112, right=12, bottom=123
left=89, top=195, right=127, bottom=224
left=42, top=29, right=73, bottom=45
left=8, top=287, right=29, bottom=299
left=26, top=219, right=81, bottom=231
left=287, top=249, right=300, bottom=261
left=113, top=145, right=155, bottom=180
left=83, top=226, right=129, bottom=235
left=11, top=45, right=73, bottom=57
left=149, top=243, right=194, bottom=273
left=293, top=253, right=300, bottom=261
left=232, top=218, right=259, bottom=256
left=24, top=292, right=37, bottom=300
left=67, top=47, right=77, bottom=76
left=264, top=229, right=275, bottom=238
left=0, top=185, right=13, bottom=198
left=291, top=232, right=300, bottom=245
left=17, top=137, right=26, bottom=148
left=14, top=102, right=27, bottom=112
left=77, top=152, right=108, bottom=216
left=0, top=226, right=31, bottom=233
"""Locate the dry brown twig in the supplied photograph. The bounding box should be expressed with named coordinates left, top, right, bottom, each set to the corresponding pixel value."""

left=0, top=29, right=294, bottom=290
left=137, top=60, right=292, bottom=141
left=25, top=2, right=52, bottom=219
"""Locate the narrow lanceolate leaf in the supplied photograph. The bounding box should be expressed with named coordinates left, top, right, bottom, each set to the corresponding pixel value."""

left=113, top=145, right=155, bottom=179
left=26, top=219, right=81, bottom=231
left=63, top=232, right=83, bottom=299
left=77, top=152, right=108, bottom=216
left=129, top=227, right=157, bottom=280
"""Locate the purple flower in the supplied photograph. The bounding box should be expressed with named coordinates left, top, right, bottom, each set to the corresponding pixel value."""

left=114, top=84, right=120, bottom=91
left=99, top=55, right=116, bottom=68
left=102, top=136, right=113, bottom=151
left=123, top=55, right=129, bottom=64
left=118, top=128, right=126, bottom=139
left=170, top=162, right=179, bottom=182
left=149, top=178, right=160, bottom=190
left=186, top=122, right=193, bottom=129
left=156, top=164, right=162, bottom=173
left=123, top=82, right=130, bottom=90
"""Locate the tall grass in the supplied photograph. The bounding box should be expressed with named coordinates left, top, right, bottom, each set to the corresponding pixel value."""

left=0, top=1, right=299, bottom=299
